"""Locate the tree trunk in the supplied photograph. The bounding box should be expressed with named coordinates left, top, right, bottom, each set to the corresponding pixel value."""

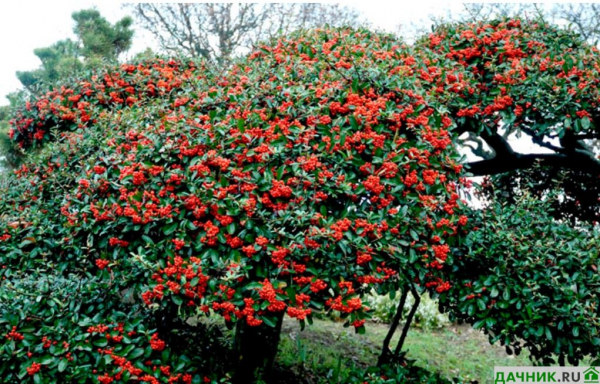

left=232, top=313, right=284, bottom=383
left=394, top=287, right=420, bottom=357
left=377, top=289, right=408, bottom=366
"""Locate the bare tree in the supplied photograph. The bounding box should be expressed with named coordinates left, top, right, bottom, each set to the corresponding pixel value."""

left=460, top=3, right=541, bottom=21
left=553, top=3, right=600, bottom=44
left=127, top=3, right=362, bottom=65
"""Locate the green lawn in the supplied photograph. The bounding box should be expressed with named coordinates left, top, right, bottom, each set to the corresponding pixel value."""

left=275, top=318, right=531, bottom=383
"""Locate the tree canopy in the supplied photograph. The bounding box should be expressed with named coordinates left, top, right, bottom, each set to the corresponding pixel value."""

left=1, top=17, right=599, bottom=383
left=422, top=4, right=600, bottom=225
left=16, top=9, right=133, bottom=91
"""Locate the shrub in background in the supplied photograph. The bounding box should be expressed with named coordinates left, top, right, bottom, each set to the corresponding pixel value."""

left=365, top=290, right=449, bottom=329
left=439, top=191, right=600, bottom=365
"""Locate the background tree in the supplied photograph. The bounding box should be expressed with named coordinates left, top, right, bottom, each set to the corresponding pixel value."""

left=71, top=9, right=134, bottom=64
left=555, top=4, right=600, bottom=44
left=127, top=3, right=362, bottom=65
left=16, top=9, right=133, bottom=91
left=16, top=39, right=82, bottom=91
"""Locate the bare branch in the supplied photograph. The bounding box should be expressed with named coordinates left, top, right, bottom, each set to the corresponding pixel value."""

left=126, top=3, right=362, bottom=64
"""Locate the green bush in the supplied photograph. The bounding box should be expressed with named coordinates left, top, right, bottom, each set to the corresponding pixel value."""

left=365, top=290, right=449, bottom=329
left=1, top=26, right=470, bottom=382
left=439, top=191, right=600, bottom=365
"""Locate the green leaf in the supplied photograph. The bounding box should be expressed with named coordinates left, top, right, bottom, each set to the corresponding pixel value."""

left=227, top=223, right=236, bottom=235
left=476, top=299, right=486, bottom=311
left=467, top=304, right=475, bottom=316
left=237, top=118, right=245, bottom=133
left=261, top=316, right=277, bottom=328
left=40, top=356, right=54, bottom=365
left=349, top=115, right=359, bottom=130
left=490, top=288, right=499, bottom=298
left=58, top=359, right=68, bottom=372
left=409, top=230, right=419, bottom=241
left=163, top=222, right=178, bottom=236
left=141, top=235, right=154, bottom=245
left=128, top=348, right=145, bottom=360
left=581, top=118, right=591, bottom=130
left=172, top=295, right=183, bottom=306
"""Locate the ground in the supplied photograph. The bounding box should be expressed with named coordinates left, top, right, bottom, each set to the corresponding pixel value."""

left=273, top=318, right=531, bottom=384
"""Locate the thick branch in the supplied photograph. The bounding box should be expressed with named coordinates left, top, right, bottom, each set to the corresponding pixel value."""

left=480, top=130, right=513, bottom=157
left=519, top=126, right=566, bottom=153
left=393, top=285, right=420, bottom=357
left=466, top=130, right=600, bottom=176
left=458, top=132, right=494, bottom=159
left=377, top=289, right=408, bottom=366
left=467, top=149, right=600, bottom=176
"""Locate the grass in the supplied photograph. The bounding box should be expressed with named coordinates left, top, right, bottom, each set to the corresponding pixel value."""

left=274, top=318, right=531, bottom=383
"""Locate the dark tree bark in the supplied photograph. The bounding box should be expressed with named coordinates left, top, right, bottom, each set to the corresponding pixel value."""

left=464, top=130, right=600, bottom=176
left=394, top=286, right=420, bottom=356
left=232, top=312, right=284, bottom=383
left=378, top=289, right=408, bottom=366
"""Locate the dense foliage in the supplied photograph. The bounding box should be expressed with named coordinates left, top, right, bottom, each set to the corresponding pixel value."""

left=440, top=191, right=600, bottom=365
left=480, top=167, right=600, bottom=225
left=417, top=18, right=600, bottom=225
left=2, top=17, right=600, bottom=383
left=419, top=18, right=600, bottom=140
left=2, top=27, right=471, bottom=383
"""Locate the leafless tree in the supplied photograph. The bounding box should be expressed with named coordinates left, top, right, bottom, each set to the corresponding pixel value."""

left=553, top=3, right=600, bottom=44
left=460, top=3, right=542, bottom=21
left=127, top=3, right=362, bottom=65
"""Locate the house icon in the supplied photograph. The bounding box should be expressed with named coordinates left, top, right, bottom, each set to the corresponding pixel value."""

left=584, top=367, right=600, bottom=384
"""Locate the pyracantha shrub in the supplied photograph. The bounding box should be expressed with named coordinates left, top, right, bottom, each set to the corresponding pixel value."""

left=9, top=58, right=199, bottom=150
left=418, top=18, right=600, bottom=139
left=2, top=26, right=472, bottom=382
left=0, top=272, right=217, bottom=383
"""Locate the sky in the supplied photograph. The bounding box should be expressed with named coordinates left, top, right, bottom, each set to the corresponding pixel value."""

left=0, top=0, right=477, bottom=106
